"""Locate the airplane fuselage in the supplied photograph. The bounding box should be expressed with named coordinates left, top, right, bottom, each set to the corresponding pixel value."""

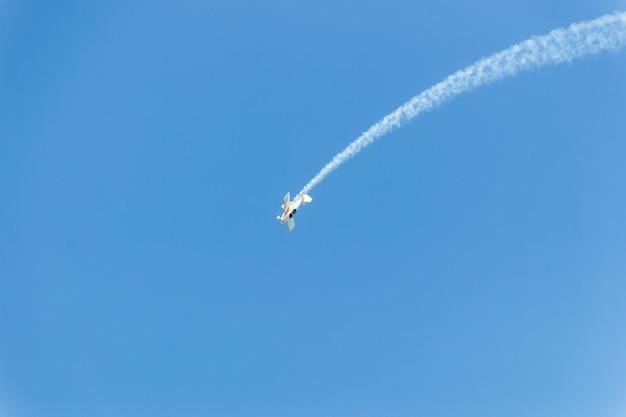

left=278, top=198, right=304, bottom=224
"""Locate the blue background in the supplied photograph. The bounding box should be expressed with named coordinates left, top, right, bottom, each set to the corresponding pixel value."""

left=1, top=1, right=625, bottom=416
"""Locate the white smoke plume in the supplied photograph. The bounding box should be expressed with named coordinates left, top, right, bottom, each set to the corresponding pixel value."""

left=299, top=11, right=626, bottom=196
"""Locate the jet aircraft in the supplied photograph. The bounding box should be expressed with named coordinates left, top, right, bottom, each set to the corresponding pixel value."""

left=276, top=192, right=312, bottom=232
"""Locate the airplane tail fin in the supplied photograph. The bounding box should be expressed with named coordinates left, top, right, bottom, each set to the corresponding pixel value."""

left=301, top=193, right=313, bottom=204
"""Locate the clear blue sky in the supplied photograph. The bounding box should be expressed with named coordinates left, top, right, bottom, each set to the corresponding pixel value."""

left=1, top=1, right=625, bottom=416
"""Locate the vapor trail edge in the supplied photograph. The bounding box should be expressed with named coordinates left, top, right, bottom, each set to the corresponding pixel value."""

left=298, top=11, right=626, bottom=198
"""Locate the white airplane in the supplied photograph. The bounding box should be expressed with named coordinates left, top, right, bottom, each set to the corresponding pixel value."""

left=276, top=192, right=313, bottom=232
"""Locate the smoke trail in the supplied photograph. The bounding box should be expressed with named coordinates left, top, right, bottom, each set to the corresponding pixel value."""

left=299, top=11, right=626, bottom=196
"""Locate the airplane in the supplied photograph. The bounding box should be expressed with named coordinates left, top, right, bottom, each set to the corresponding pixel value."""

left=276, top=192, right=313, bottom=232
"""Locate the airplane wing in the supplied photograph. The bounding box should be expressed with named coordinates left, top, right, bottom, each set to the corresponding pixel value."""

left=287, top=217, right=295, bottom=232
left=282, top=192, right=291, bottom=211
